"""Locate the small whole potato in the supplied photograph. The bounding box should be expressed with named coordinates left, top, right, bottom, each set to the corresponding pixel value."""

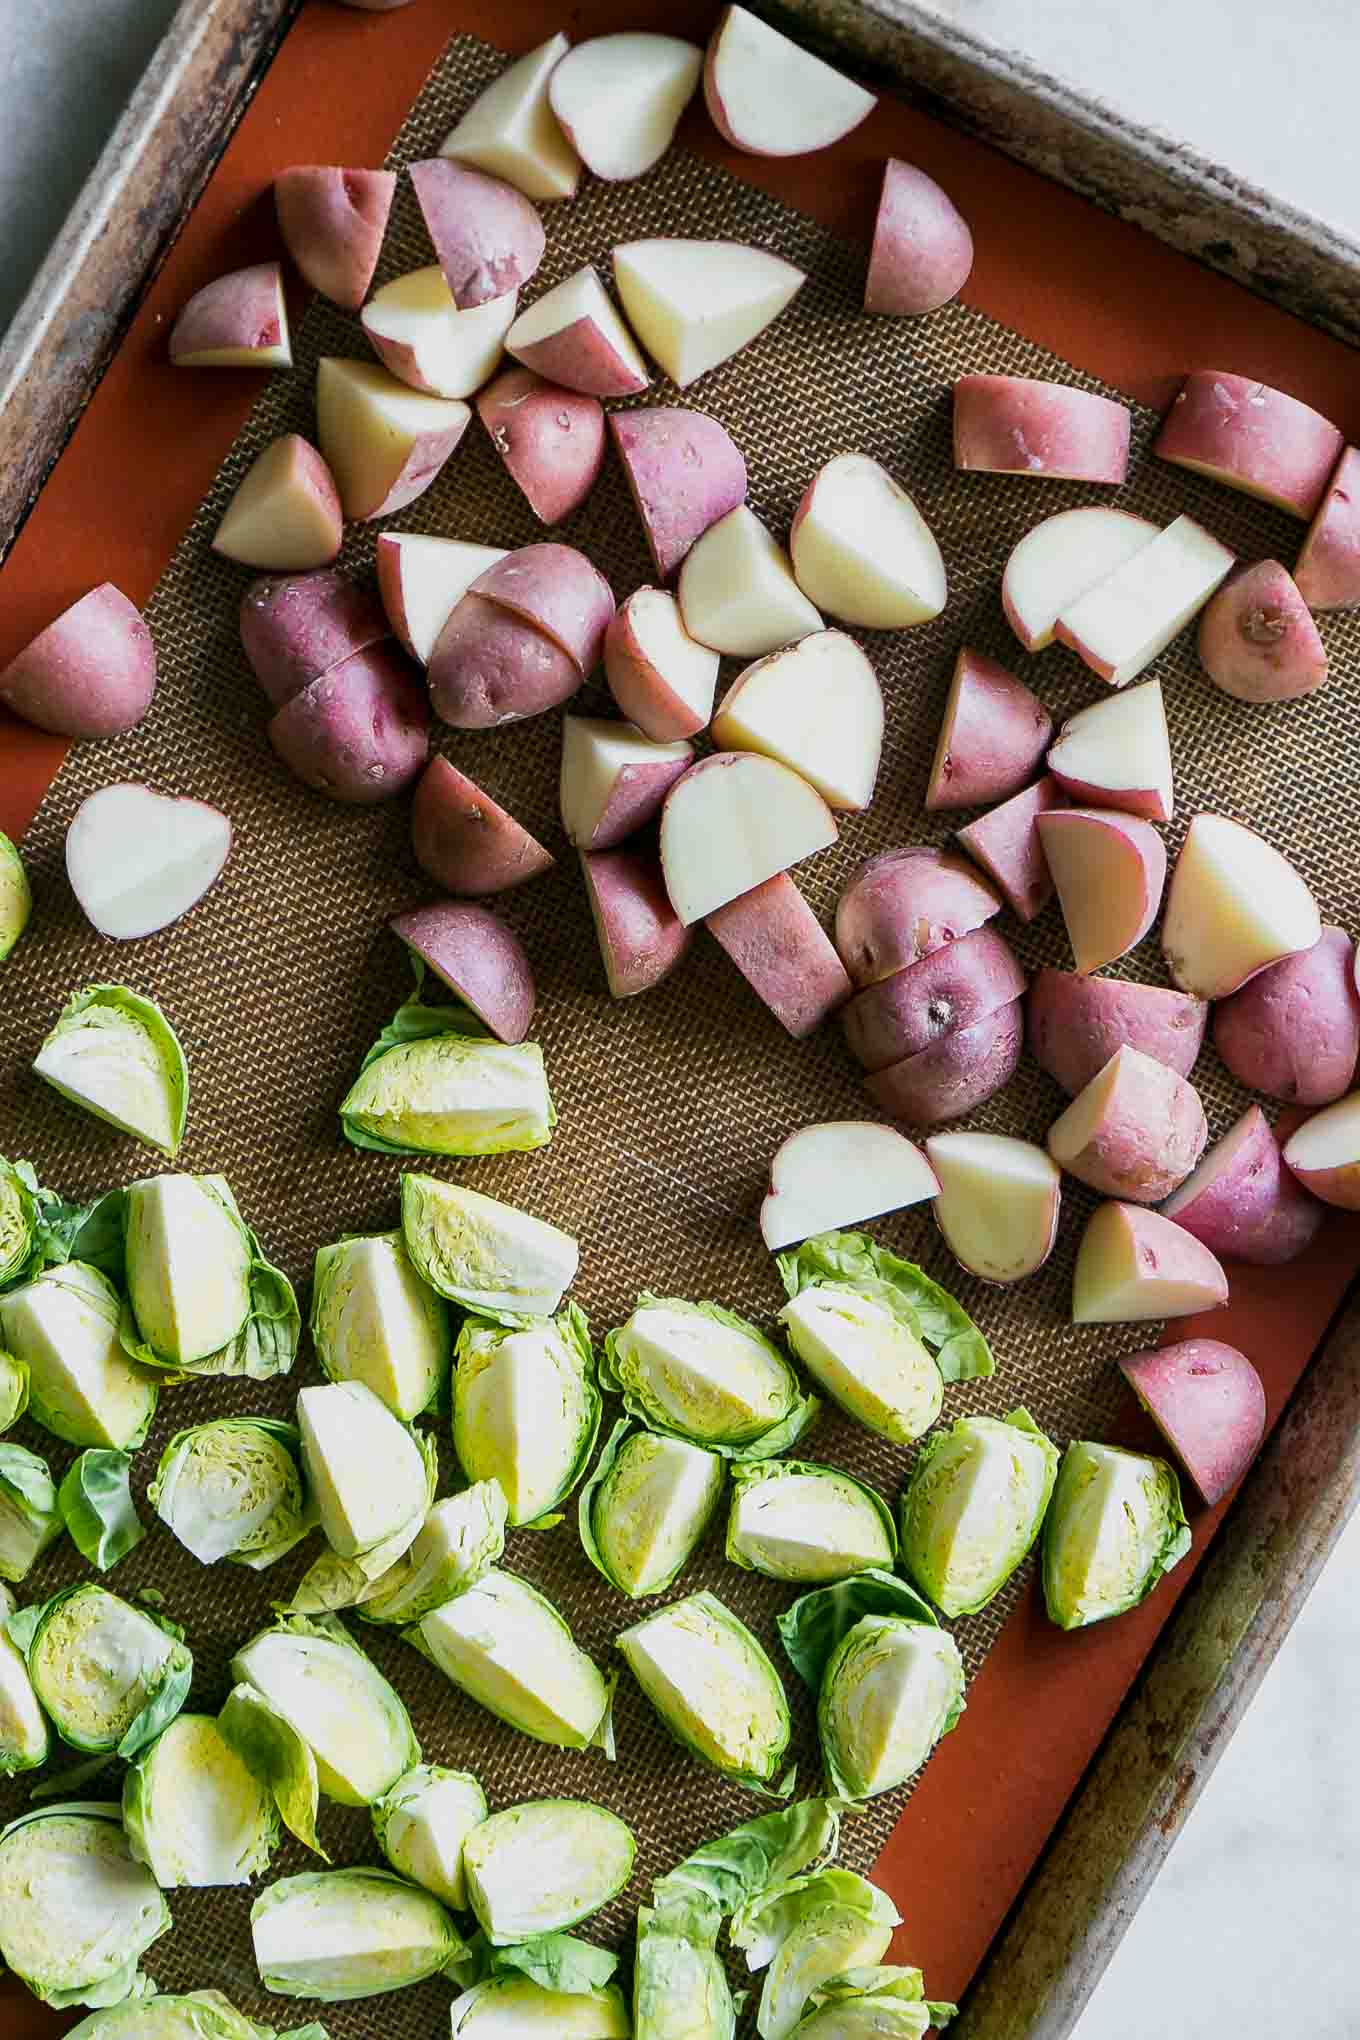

left=267, top=642, right=429, bottom=803
left=239, top=570, right=389, bottom=707
left=427, top=594, right=582, bottom=729
left=1213, top=924, right=1360, bottom=1105
left=842, top=926, right=1025, bottom=1072
left=411, top=756, right=554, bottom=898
left=1197, top=559, right=1328, bottom=703
left=865, top=158, right=974, bottom=317
left=835, top=845, right=1000, bottom=988
left=0, top=584, right=155, bottom=739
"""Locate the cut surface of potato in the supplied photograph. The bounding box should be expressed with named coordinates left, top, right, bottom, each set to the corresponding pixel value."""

left=1037, top=808, right=1166, bottom=975
left=559, top=716, right=693, bottom=851
left=678, top=506, right=822, bottom=659
left=1046, top=679, right=1173, bottom=822
left=66, top=784, right=231, bottom=940
left=1002, top=505, right=1159, bottom=652
left=316, top=357, right=470, bottom=521
left=759, top=1119, right=938, bottom=1250
left=704, top=5, right=875, bottom=158
left=506, top=266, right=649, bottom=396
left=439, top=33, right=581, bottom=201
left=1055, top=513, right=1235, bottom=687
left=613, top=238, right=805, bottom=388
left=790, top=454, right=946, bottom=629
left=1161, top=812, right=1320, bottom=1000
left=361, top=267, right=517, bottom=399
left=548, top=33, right=703, bottom=181
left=605, top=586, right=720, bottom=740
left=659, top=751, right=837, bottom=926
left=376, top=534, right=508, bottom=665
left=1072, top=1201, right=1228, bottom=1324
left=213, top=434, right=342, bottom=572
left=926, top=1132, right=1060, bottom=1284
left=711, top=630, right=883, bottom=811
left=1283, top=1091, right=1360, bottom=1208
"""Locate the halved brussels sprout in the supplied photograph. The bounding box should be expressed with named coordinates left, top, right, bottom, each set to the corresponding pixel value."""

left=727, top=1462, right=896, bottom=1585
left=218, top=1682, right=327, bottom=1862
left=311, top=1231, right=450, bottom=1421
left=454, top=1304, right=600, bottom=1527
left=33, top=985, right=188, bottom=1159
left=150, top=1417, right=313, bottom=1569
left=232, top=1613, right=420, bottom=1806
left=579, top=1420, right=725, bottom=1599
left=123, top=1710, right=279, bottom=1886
left=341, top=1028, right=555, bottom=1158
left=0, top=1261, right=157, bottom=1450
left=453, top=1974, right=632, bottom=2037
left=634, top=1902, right=736, bottom=2040
left=732, top=1870, right=901, bottom=2040
left=410, top=1569, right=613, bottom=1753
left=251, top=1866, right=471, bottom=2000
left=603, top=1297, right=818, bottom=1459
left=900, top=1409, right=1060, bottom=1619
left=0, top=1802, right=171, bottom=2009
left=125, top=1173, right=251, bottom=1363
left=58, top=1449, right=144, bottom=1572
left=296, top=1379, right=430, bottom=1562
left=0, top=830, right=31, bottom=962
left=371, top=1763, right=487, bottom=1908
left=464, top=1799, right=636, bottom=1945
left=401, top=1175, right=579, bottom=1323
left=1042, top=1440, right=1192, bottom=1631
left=0, top=1580, right=48, bottom=1774
left=66, top=1990, right=333, bottom=2039
left=359, top=1483, right=507, bottom=1624
left=0, top=1439, right=63, bottom=1581
left=617, top=1589, right=791, bottom=1793
left=12, top=1582, right=191, bottom=1759
left=0, top=1156, right=39, bottom=1288
left=790, top=1965, right=956, bottom=2037
left=0, top=1347, right=28, bottom=1431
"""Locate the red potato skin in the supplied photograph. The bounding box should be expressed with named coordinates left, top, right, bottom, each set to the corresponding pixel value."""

left=1196, top=560, right=1328, bottom=703
left=604, top=590, right=712, bottom=741
left=389, top=900, right=536, bottom=1044
left=509, top=319, right=648, bottom=399
left=0, top=584, right=155, bottom=739
left=842, top=925, right=1026, bottom=1073
left=705, top=874, right=852, bottom=1039
left=865, top=997, right=1024, bottom=1129
left=953, top=375, right=1131, bottom=484
left=955, top=776, right=1069, bottom=923
left=609, top=407, right=747, bottom=580
left=575, top=752, right=692, bottom=853
left=274, top=166, right=395, bottom=309
left=471, top=545, right=615, bottom=675
left=411, top=756, right=554, bottom=898
left=1295, top=445, right=1360, bottom=611
left=427, top=594, right=582, bottom=730
left=1153, top=370, right=1343, bottom=520
left=583, top=845, right=693, bottom=998
left=239, top=571, right=389, bottom=707
left=267, top=641, right=429, bottom=803
left=834, top=845, right=1001, bottom=989
left=169, top=262, right=284, bottom=362
left=925, top=646, right=1051, bottom=811
left=1048, top=1051, right=1207, bottom=1203
left=477, top=366, right=605, bottom=525
left=1162, top=1105, right=1323, bottom=1266
left=408, top=159, right=545, bottom=308
left=1118, top=1339, right=1267, bottom=1506
left=1027, top=969, right=1208, bottom=1097
left=1213, top=925, right=1360, bottom=1106
left=865, top=158, right=973, bottom=316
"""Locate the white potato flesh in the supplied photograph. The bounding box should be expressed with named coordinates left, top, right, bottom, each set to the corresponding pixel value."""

left=65, top=783, right=231, bottom=941
left=614, top=587, right=719, bottom=729
left=926, top=1132, right=1061, bottom=1284
left=297, top=1381, right=427, bottom=1559
left=678, top=507, right=822, bottom=660
left=316, top=357, right=469, bottom=520
left=559, top=715, right=693, bottom=849
left=1002, top=505, right=1158, bottom=651
left=760, top=1120, right=939, bottom=1250
left=377, top=534, right=507, bottom=665
left=1056, top=513, right=1235, bottom=686
left=549, top=33, right=702, bottom=180
left=659, top=752, right=836, bottom=925
left=1072, top=1204, right=1228, bottom=1323
left=613, top=239, right=804, bottom=387
left=706, top=6, right=876, bottom=157
left=362, top=267, right=517, bottom=399
left=214, top=437, right=338, bottom=571
left=1162, top=813, right=1321, bottom=999
left=791, top=455, right=946, bottom=628
left=439, top=34, right=581, bottom=201
left=712, top=630, right=883, bottom=810
left=1048, top=679, right=1173, bottom=819
left=1285, top=1092, right=1360, bottom=1173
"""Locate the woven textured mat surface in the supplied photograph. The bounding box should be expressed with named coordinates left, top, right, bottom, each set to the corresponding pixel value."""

left=2, top=30, right=1359, bottom=2033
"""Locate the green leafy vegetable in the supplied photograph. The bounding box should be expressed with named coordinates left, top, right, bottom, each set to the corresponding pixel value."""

left=32, top=985, right=188, bottom=1158
left=777, top=1232, right=992, bottom=1383
left=58, top=1450, right=144, bottom=1571
left=602, top=1295, right=819, bottom=1459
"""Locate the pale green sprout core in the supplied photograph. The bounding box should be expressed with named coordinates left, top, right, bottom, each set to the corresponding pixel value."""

left=232, top=1614, right=420, bottom=1807
left=0, top=1803, right=171, bottom=2010
left=0, top=1261, right=158, bottom=1451
left=150, top=1417, right=313, bottom=1569
left=0, top=1581, right=48, bottom=1774
left=617, top=1589, right=791, bottom=1792
left=123, top=1711, right=279, bottom=1887
left=401, top=1174, right=579, bottom=1321
left=0, top=830, right=31, bottom=961
left=410, top=1568, right=613, bottom=1753
left=1043, top=1440, right=1191, bottom=1630
left=33, top=985, right=188, bottom=1158
left=900, top=1409, right=1060, bottom=1619
left=727, top=1461, right=896, bottom=1584
left=463, top=1798, right=636, bottom=1945
left=603, top=1296, right=818, bottom=1458
left=371, top=1764, right=487, bottom=1909
left=65, top=1989, right=334, bottom=2039
left=579, top=1420, right=726, bottom=1598
left=453, top=1304, right=600, bottom=1526
left=732, top=1869, right=902, bottom=2040
left=310, top=1231, right=450, bottom=1421
left=125, top=1173, right=253, bottom=1365
left=0, top=1440, right=63, bottom=1581
left=340, top=1034, right=555, bottom=1157
left=250, top=1866, right=471, bottom=2000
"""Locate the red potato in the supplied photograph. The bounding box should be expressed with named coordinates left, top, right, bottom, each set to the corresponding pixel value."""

left=953, top=375, right=1131, bottom=484
left=711, top=631, right=883, bottom=812
left=1294, top=445, right=1360, bottom=611
left=659, top=752, right=837, bottom=927
left=703, top=5, right=875, bottom=158
left=705, top=873, right=852, bottom=1039
left=409, top=159, right=545, bottom=308
left=835, top=845, right=1001, bottom=989
left=376, top=534, right=508, bottom=666
left=1196, top=560, right=1328, bottom=703
left=842, top=926, right=1026, bottom=1073
left=411, top=757, right=554, bottom=898
left=1283, top=1093, right=1360, bottom=1209
left=1036, top=808, right=1166, bottom=976
left=1162, top=1106, right=1323, bottom=1266
left=1119, top=1339, right=1266, bottom=1506
left=66, top=784, right=232, bottom=939
left=389, top=900, right=536, bottom=1044
left=759, top=1120, right=938, bottom=1251
left=1046, top=680, right=1174, bottom=823
left=506, top=267, right=649, bottom=396
left=865, top=158, right=973, bottom=316
left=360, top=268, right=517, bottom=401
left=581, top=845, right=693, bottom=998
left=1161, top=813, right=1320, bottom=1001
left=925, top=646, right=1051, bottom=811
left=1046, top=1046, right=1207, bottom=1203
left=267, top=642, right=429, bottom=804
left=559, top=716, right=693, bottom=850
left=866, top=998, right=1024, bottom=1130
left=547, top=33, right=702, bottom=183
left=0, top=584, right=155, bottom=739
left=239, top=571, right=388, bottom=707
left=426, top=595, right=581, bottom=730
left=316, top=358, right=470, bottom=521
left=437, top=33, right=581, bottom=205
left=609, top=407, right=747, bottom=580
left=1002, top=506, right=1159, bottom=654
left=604, top=587, right=719, bottom=741
left=476, top=365, right=605, bottom=525
left=1055, top=514, right=1235, bottom=689
left=612, top=238, right=805, bottom=388
left=212, top=435, right=342, bottom=572
left=955, top=775, right=1069, bottom=923
left=169, top=261, right=291, bottom=367
left=1213, top=925, right=1360, bottom=1106
left=471, top=546, right=614, bottom=675
left=1154, top=370, right=1343, bottom=519
left=274, top=165, right=395, bottom=309
left=1027, top=969, right=1208, bottom=1097
left=926, top=1132, right=1061, bottom=1285
left=677, top=506, right=822, bottom=659
left=790, top=454, right=947, bottom=631
left=1071, top=1201, right=1228, bottom=1324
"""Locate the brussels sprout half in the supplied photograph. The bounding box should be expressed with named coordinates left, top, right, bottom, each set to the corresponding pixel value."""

left=296, top=1379, right=432, bottom=1563
left=0, top=1802, right=171, bottom=2010
left=0, top=1346, right=29, bottom=1431
left=310, top=1230, right=451, bottom=1421
left=900, top=1409, right=1060, bottom=1619
left=617, top=1590, right=792, bottom=1795
left=0, top=1261, right=158, bottom=1451
left=0, top=1156, right=41, bottom=1288
left=0, top=1439, right=63, bottom=1582
left=123, top=1711, right=279, bottom=1887
left=603, top=1296, right=818, bottom=1459
left=341, top=1032, right=555, bottom=1158
left=250, top=1866, right=472, bottom=2000
left=151, top=1417, right=313, bottom=1569
left=33, top=985, right=188, bottom=1159
left=727, top=1461, right=896, bottom=1585
left=371, top=1763, right=487, bottom=1909
left=0, top=830, right=31, bottom=962
left=463, top=1799, right=636, bottom=1946
left=231, top=1613, right=421, bottom=1807
left=10, top=1582, right=192, bottom=1759
left=65, top=1990, right=333, bottom=2040
left=401, top=1174, right=580, bottom=1323
left=731, top=1869, right=901, bottom=2040
left=358, top=1482, right=507, bottom=1625
left=0, top=1581, right=48, bottom=1775
left=579, top=1420, right=726, bottom=1599
left=453, top=1303, right=601, bottom=1527
left=410, top=1569, right=614, bottom=1754
left=1042, top=1440, right=1192, bottom=1631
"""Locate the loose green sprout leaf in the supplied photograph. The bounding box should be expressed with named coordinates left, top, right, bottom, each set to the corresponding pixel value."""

left=900, top=1409, right=1060, bottom=1618
left=311, top=1230, right=451, bottom=1420
left=0, top=1440, right=63, bottom=1582
left=65, top=1990, right=334, bottom=2039
left=250, top=1866, right=473, bottom=2000
left=32, top=985, right=188, bottom=1159
left=792, top=1965, right=957, bottom=2036
left=15, top=1583, right=192, bottom=1759
left=27, top=1752, right=115, bottom=1802
left=358, top=1481, right=507, bottom=1625
left=603, top=1296, right=819, bottom=1459
left=731, top=1870, right=901, bottom=2040
left=218, top=1682, right=328, bottom=1861
left=296, top=1380, right=432, bottom=1564
left=453, top=1973, right=632, bottom=2036
left=27, top=1187, right=129, bottom=1285
left=633, top=1901, right=737, bottom=2040
left=727, top=1461, right=897, bottom=1584
left=0, top=1581, right=48, bottom=1775
left=776, top=1570, right=939, bottom=1692
left=340, top=980, right=555, bottom=1157
left=777, top=1232, right=993, bottom=1385
left=58, top=1449, right=144, bottom=1572
left=454, top=1302, right=601, bottom=1527
left=409, top=1568, right=614, bottom=1753
left=0, top=1801, right=171, bottom=2009
left=617, top=1590, right=792, bottom=1795
left=151, top=1417, right=314, bottom=1569
left=651, top=1799, right=842, bottom=1929
left=0, top=1261, right=157, bottom=1450
left=123, top=1711, right=279, bottom=1886
left=0, top=830, right=31, bottom=962
left=401, top=1174, right=580, bottom=1324
left=232, top=1613, right=420, bottom=1807
left=492, top=1933, right=621, bottom=1994
left=0, top=1347, right=29, bottom=1431
left=464, top=1800, right=636, bottom=1946
left=121, top=1175, right=299, bottom=1381
left=579, top=1419, right=725, bottom=1598
left=1042, top=1440, right=1192, bottom=1631
left=371, top=1763, right=487, bottom=1908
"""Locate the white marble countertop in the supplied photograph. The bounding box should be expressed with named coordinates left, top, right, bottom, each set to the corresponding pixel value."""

left=3, top=4, right=1358, bottom=2035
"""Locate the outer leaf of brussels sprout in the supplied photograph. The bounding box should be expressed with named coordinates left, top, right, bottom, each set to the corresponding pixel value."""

left=601, top=1296, right=819, bottom=1459
left=776, top=1232, right=992, bottom=1383
left=0, top=1348, right=30, bottom=1431
left=634, top=1902, right=737, bottom=2040
left=492, top=1933, right=620, bottom=1993
left=358, top=1481, right=508, bottom=1626
left=32, top=985, right=189, bottom=1159
left=64, top=1989, right=335, bottom=2038
left=27, top=1187, right=129, bottom=1285
left=777, top=1570, right=938, bottom=1693
left=0, top=1580, right=48, bottom=1775
left=58, top=1450, right=144, bottom=1572
left=651, top=1798, right=842, bottom=1930
left=218, top=1682, right=329, bottom=1861
left=0, top=1157, right=41, bottom=1287
left=731, top=1870, right=901, bottom=2040
left=0, top=831, right=31, bottom=962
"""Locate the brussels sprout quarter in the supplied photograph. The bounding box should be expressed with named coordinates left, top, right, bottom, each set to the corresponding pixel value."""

left=297, top=1380, right=428, bottom=1562
left=0, top=1583, right=48, bottom=1775
left=124, top=1174, right=252, bottom=1367
left=232, top=1618, right=420, bottom=1806
left=727, top=1461, right=896, bottom=1584
left=250, top=1865, right=468, bottom=1999
left=579, top=1421, right=725, bottom=1598
left=778, top=1284, right=941, bottom=1446
left=0, top=1351, right=28, bottom=1435
left=604, top=1295, right=816, bottom=1456
left=32, top=986, right=188, bottom=1159
left=463, top=1799, right=636, bottom=1944
left=311, top=1232, right=450, bottom=1420
left=617, top=1589, right=791, bottom=1789
left=453, top=1974, right=633, bottom=2036
left=22, top=1582, right=192, bottom=1758
left=900, top=1410, right=1059, bottom=1617
left=401, top=1174, right=579, bottom=1318
left=0, top=1805, right=170, bottom=2011
left=0, top=1443, right=62, bottom=1583
left=453, top=1308, right=600, bottom=1525
left=60, top=1989, right=328, bottom=2038
left=0, top=1261, right=158, bottom=1452
left=1042, top=1440, right=1191, bottom=1630
left=413, top=1569, right=613, bottom=1751
left=340, top=1033, right=555, bottom=1159
left=358, top=1482, right=507, bottom=1625
left=122, top=1712, right=278, bottom=1888
left=372, top=1763, right=487, bottom=1908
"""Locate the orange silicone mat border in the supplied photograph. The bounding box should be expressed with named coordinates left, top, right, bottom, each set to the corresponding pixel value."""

left=3, top=1, right=1360, bottom=2025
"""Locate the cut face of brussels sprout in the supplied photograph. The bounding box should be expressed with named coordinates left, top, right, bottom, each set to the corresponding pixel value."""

left=0, top=1581, right=48, bottom=1774
left=296, top=1379, right=429, bottom=1560
left=232, top=1616, right=421, bottom=1806
left=371, top=1763, right=487, bottom=1908
left=453, top=1974, right=633, bottom=2037
left=0, top=830, right=31, bottom=961
left=617, top=1589, right=791, bottom=1791
left=401, top=1174, right=580, bottom=1321
left=125, top=1173, right=252, bottom=1365
left=33, top=986, right=189, bottom=1159
left=251, top=1866, right=469, bottom=2000
left=150, top=1417, right=312, bottom=1568
left=0, top=1803, right=171, bottom=2010
left=732, top=1870, right=901, bottom=2040
left=359, top=1482, right=507, bottom=1624
left=58, top=1448, right=145, bottom=1572
left=341, top=1035, right=555, bottom=1157
left=0, top=1347, right=29, bottom=1431
left=123, top=1711, right=279, bottom=1887
left=633, top=1904, right=737, bottom=2040
left=412, top=1569, right=613, bottom=1751
left=19, top=1583, right=192, bottom=1758
left=0, top=1261, right=157, bottom=1450
left=0, top=1440, right=63, bottom=1581
left=217, top=1683, right=327, bottom=1862
left=311, top=1231, right=450, bottom=1420
left=900, top=1409, right=1060, bottom=1618
left=0, top=1156, right=39, bottom=1286
left=65, top=1989, right=335, bottom=2039
left=579, top=1421, right=725, bottom=1598
left=604, top=1296, right=818, bottom=1457
left=778, top=1287, right=941, bottom=1446
left=454, top=1305, right=600, bottom=1526
left=464, top=1799, right=636, bottom=1945
left=727, top=1461, right=896, bottom=1584
left=1043, top=1440, right=1192, bottom=1631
